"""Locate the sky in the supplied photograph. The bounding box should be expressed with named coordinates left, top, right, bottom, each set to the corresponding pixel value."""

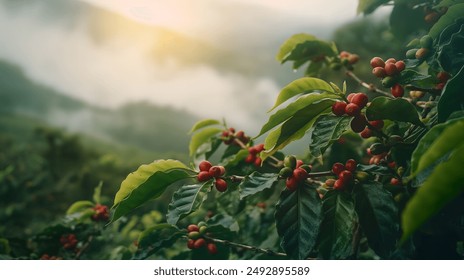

left=0, top=0, right=361, bottom=133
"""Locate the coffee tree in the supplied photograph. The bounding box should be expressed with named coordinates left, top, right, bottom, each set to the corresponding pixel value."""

left=35, top=0, right=464, bottom=260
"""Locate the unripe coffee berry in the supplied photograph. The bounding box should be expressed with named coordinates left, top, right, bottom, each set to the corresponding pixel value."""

left=199, top=226, right=208, bottom=235
left=415, top=48, right=429, bottom=59
left=284, top=155, right=297, bottom=169
left=279, top=167, right=293, bottom=178
left=188, top=231, right=201, bottom=240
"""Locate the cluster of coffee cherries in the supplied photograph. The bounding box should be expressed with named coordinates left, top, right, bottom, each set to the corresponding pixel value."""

left=332, top=92, right=369, bottom=117
left=370, top=57, right=406, bottom=98
left=339, top=51, right=360, bottom=66
left=221, top=127, right=250, bottom=146
left=197, top=160, right=228, bottom=192
left=406, top=35, right=434, bottom=62
left=279, top=156, right=312, bottom=191
left=245, top=143, right=265, bottom=167
left=40, top=254, right=62, bottom=260
left=186, top=223, right=217, bottom=254
left=91, top=204, right=109, bottom=222
left=60, top=233, right=78, bottom=250
left=325, top=159, right=357, bottom=190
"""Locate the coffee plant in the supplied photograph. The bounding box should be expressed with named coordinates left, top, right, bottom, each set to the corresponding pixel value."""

left=4, top=0, right=464, bottom=260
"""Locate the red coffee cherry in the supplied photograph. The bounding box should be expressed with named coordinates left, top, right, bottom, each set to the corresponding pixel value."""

left=197, top=171, right=212, bottom=182
left=345, top=159, right=357, bottom=172
left=395, top=60, right=406, bottom=72
left=351, top=93, right=369, bottom=108
left=245, top=154, right=256, bottom=163
left=372, top=67, right=387, bottom=78
left=339, top=170, right=353, bottom=183
left=209, top=166, right=222, bottom=177
left=215, top=178, right=228, bottom=192
left=369, top=120, right=384, bottom=129
left=332, top=101, right=347, bottom=116
left=254, top=157, right=262, bottom=167
left=360, top=128, right=372, bottom=139
left=346, top=93, right=356, bottom=102
left=187, top=224, right=199, bottom=232
left=345, top=103, right=361, bottom=116
left=339, top=51, right=350, bottom=58
left=194, top=238, right=206, bottom=249
left=348, top=54, right=359, bottom=64
left=385, top=58, right=397, bottom=64
left=187, top=239, right=195, bottom=250
left=207, top=243, right=218, bottom=254
left=333, top=179, right=345, bottom=190
left=390, top=177, right=401, bottom=186
left=391, top=84, right=404, bottom=98
left=350, top=114, right=367, bottom=133
left=385, top=62, right=398, bottom=76
left=415, top=48, right=429, bottom=59
left=296, top=160, right=304, bottom=168
left=293, top=168, right=308, bottom=181
left=370, top=57, right=385, bottom=68
left=286, top=176, right=299, bottom=191
left=199, top=160, right=212, bottom=172
left=437, top=71, right=450, bottom=83
left=332, top=162, right=345, bottom=175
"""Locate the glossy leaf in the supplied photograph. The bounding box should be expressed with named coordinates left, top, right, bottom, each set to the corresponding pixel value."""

left=357, top=0, right=389, bottom=14
left=357, top=164, right=391, bottom=176
left=262, top=101, right=334, bottom=160
left=309, top=115, right=351, bottom=157
left=66, top=201, right=94, bottom=215
left=239, top=172, right=279, bottom=199
left=354, top=181, right=399, bottom=258
left=411, top=117, right=464, bottom=175
left=366, top=96, right=423, bottom=126
left=111, top=160, right=195, bottom=223
left=261, top=93, right=338, bottom=137
left=429, top=4, right=464, bottom=39
left=134, top=224, right=184, bottom=260
left=268, top=78, right=336, bottom=112
left=280, top=39, right=337, bottom=65
left=166, top=182, right=213, bottom=225
left=318, top=191, right=356, bottom=259
left=412, top=119, right=464, bottom=176
left=390, top=4, right=427, bottom=39
left=402, top=145, right=464, bottom=241
left=189, top=119, right=221, bottom=134
left=437, top=66, right=464, bottom=122
left=399, top=69, right=435, bottom=88
left=276, top=33, right=316, bottom=62
left=189, top=127, right=223, bottom=158
left=275, top=184, right=322, bottom=259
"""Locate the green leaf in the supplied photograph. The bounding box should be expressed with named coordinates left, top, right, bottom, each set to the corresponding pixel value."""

left=166, top=182, right=213, bottom=225
left=189, top=127, right=223, bottom=158
left=412, top=119, right=464, bottom=177
left=134, top=224, right=184, bottom=260
left=357, top=164, right=391, bottom=176
left=353, top=181, right=399, bottom=258
left=239, top=172, right=279, bottom=199
left=276, top=33, right=316, bottom=62
left=429, top=4, right=464, bottom=39
left=366, top=96, right=423, bottom=126
left=437, top=66, right=464, bottom=122
left=280, top=39, right=338, bottom=65
left=66, top=201, right=94, bottom=215
left=189, top=119, right=222, bottom=134
left=262, top=93, right=338, bottom=137
left=399, top=69, right=435, bottom=88
left=390, top=4, right=427, bottom=39
left=309, top=115, right=351, bottom=158
left=262, top=101, right=334, bottom=160
left=111, top=160, right=195, bottom=223
left=318, top=190, right=356, bottom=259
left=268, top=78, right=336, bottom=112
left=357, top=0, right=389, bottom=14
left=275, top=184, right=322, bottom=259
left=402, top=145, right=464, bottom=241
left=92, top=181, right=103, bottom=205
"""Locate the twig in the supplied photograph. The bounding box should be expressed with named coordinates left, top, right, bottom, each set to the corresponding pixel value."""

left=75, top=235, right=93, bottom=260
left=204, top=236, right=287, bottom=258
left=345, top=71, right=390, bottom=97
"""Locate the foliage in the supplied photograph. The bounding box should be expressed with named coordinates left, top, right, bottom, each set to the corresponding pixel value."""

left=2, top=0, right=464, bottom=260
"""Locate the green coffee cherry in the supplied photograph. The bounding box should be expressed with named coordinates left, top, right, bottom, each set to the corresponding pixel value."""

left=355, top=171, right=369, bottom=182
left=188, top=231, right=201, bottom=240
left=199, top=226, right=207, bottom=235
left=198, top=221, right=207, bottom=227
left=279, top=167, right=293, bottom=178
left=283, top=156, right=297, bottom=169
left=420, top=35, right=433, bottom=49
left=299, top=165, right=312, bottom=173
left=406, top=48, right=418, bottom=59
left=387, top=135, right=403, bottom=146
left=382, top=76, right=397, bottom=88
